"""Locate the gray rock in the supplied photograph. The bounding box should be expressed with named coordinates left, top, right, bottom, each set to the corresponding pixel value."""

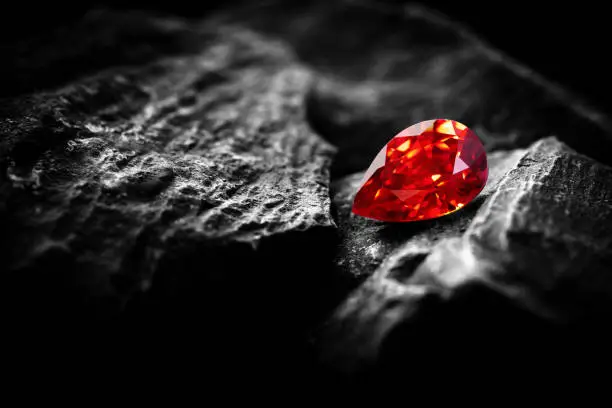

left=0, top=13, right=336, bottom=320
left=321, top=137, right=612, bottom=376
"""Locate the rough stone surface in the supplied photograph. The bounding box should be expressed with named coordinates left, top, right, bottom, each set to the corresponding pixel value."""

left=322, top=138, right=612, bottom=377
left=0, top=13, right=336, bottom=323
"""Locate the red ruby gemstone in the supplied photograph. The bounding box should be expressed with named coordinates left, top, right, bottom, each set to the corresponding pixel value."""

left=352, top=119, right=488, bottom=222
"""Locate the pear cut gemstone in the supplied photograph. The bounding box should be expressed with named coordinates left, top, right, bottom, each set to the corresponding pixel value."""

left=352, top=119, right=488, bottom=222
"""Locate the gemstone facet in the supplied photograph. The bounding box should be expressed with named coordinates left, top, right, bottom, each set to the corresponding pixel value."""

left=352, top=119, right=488, bottom=222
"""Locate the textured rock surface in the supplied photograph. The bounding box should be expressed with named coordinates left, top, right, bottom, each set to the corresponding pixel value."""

left=322, top=137, right=612, bottom=377
left=0, top=13, right=336, bottom=324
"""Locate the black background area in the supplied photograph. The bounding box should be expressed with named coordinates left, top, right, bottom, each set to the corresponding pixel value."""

left=1, top=1, right=609, bottom=113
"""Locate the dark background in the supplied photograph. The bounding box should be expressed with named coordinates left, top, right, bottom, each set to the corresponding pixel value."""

left=2, top=1, right=608, bottom=112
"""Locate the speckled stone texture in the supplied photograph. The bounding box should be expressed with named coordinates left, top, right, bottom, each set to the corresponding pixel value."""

left=2, top=0, right=612, bottom=386
left=1, top=13, right=335, bottom=312
left=0, top=11, right=340, bottom=375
